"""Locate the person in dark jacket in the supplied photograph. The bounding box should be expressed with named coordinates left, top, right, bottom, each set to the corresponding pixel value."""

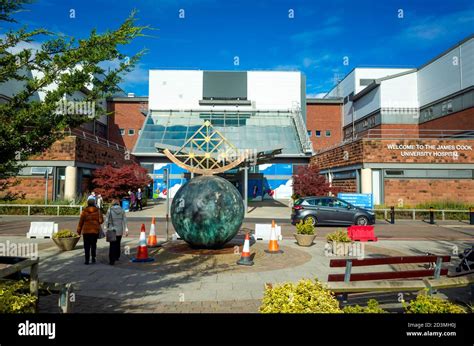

left=104, top=199, right=128, bottom=265
left=77, top=199, right=104, bottom=265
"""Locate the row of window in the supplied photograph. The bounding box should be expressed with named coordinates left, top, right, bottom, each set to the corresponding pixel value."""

left=120, top=128, right=141, bottom=136
left=307, top=130, right=331, bottom=137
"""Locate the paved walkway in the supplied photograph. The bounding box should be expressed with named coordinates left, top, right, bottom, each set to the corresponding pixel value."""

left=1, top=232, right=472, bottom=313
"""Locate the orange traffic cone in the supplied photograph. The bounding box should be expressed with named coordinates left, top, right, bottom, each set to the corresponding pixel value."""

left=147, top=217, right=158, bottom=247
left=131, top=224, right=154, bottom=262
left=265, top=220, right=283, bottom=254
left=237, top=233, right=254, bottom=266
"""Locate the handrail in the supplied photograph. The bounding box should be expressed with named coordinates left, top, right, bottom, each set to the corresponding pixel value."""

left=63, top=128, right=128, bottom=152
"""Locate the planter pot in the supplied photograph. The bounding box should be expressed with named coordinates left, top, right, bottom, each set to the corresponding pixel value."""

left=53, top=236, right=80, bottom=251
left=294, top=233, right=316, bottom=247
left=327, top=241, right=353, bottom=256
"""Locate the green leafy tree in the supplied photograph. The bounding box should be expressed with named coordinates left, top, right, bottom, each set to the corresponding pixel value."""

left=0, top=0, right=150, bottom=199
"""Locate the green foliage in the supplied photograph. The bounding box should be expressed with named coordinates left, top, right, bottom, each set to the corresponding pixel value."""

left=53, top=229, right=78, bottom=239
left=343, top=299, right=387, bottom=313
left=326, top=229, right=351, bottom=242
left=403, top=293, right=466, bottom=314
left=0, top=280, right=37, bottom=313
left=295, top=219, right=316, bottom=235
left=260, top=279, right=342, bottom=313
left=0, top=0, right=151, bottom=198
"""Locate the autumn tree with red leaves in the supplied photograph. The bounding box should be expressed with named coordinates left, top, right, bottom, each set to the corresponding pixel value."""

left=292, top=165, right=339, bottom=199
left=92, top=163, right=152, bottom=201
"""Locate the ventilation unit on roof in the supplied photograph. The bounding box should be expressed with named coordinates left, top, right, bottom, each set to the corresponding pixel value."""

left=127, top=93, right=135, bottom=97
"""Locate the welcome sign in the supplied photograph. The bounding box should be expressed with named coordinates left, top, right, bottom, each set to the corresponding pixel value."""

left=386, top=143, right=473, bottom=159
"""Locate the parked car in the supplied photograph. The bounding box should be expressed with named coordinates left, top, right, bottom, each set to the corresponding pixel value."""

left=291, top=196, right=375, bottom=226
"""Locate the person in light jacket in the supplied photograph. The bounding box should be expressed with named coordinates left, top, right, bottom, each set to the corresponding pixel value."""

left=104, top=199, right=128, bottom=265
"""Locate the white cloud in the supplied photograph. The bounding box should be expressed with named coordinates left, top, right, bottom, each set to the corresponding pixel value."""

left=395, top=9, right=474, bottom=43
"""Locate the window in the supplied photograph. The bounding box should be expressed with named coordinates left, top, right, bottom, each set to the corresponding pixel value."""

left=307, top=130, right=312, bottom=136
left=128, top=129, right=135, bottom=136
left=119, top=128, right=125, bottom=136
left=325, top=130, right=331, bottom=137
left=332, top=199, right=349, bottom=209
left=315, top=130, right=321, bottom=137
left=447, top=100, right=453, bottom=113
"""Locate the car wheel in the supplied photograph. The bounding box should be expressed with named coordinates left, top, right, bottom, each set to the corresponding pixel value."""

left=304, top=215, right=317, bottom=226
left=355, top=216, right=369, bottom=225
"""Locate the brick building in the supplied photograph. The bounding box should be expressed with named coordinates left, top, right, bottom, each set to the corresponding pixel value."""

left=107, top=95, right=148, bottom=151
left=9, top=130, right=134, bottom=201
left=313, top=35, right=474, bottom=206
left=306, top=98, right=343, bottom=151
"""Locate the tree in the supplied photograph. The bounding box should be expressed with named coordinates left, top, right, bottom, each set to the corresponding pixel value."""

left=92, top=163, right=152, bottom=201
left=292, top=165, right=339, bottom=199
left=0, top=0, right=150, bottom=199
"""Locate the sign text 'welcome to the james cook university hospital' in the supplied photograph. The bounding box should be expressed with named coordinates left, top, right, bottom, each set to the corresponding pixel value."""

left=387, top=143, right=473, bottom=158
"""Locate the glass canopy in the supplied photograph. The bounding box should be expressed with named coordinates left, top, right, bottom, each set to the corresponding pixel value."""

left=133, top=110, right=307, bottom=156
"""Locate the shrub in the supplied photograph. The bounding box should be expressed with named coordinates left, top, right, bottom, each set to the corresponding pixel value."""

left=326, top=229, right=351, bottom=243
left=404, top=293, right=466, bottom=314
left=0, top=280, right=37, bottom=313
left=53, top=229, right=78, bottom=239
left=343, top=299, right=387, bottom=313
left=295, top=219, right=316, bottom=235
left=260, top=279, right=342, bottom=313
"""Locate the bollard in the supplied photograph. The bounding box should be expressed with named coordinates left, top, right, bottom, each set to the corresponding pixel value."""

left=470, top=207, right=474, bottom=225
left=429, top=207, right=435, bottom=225
left=390, top=206, right=395, bottom=224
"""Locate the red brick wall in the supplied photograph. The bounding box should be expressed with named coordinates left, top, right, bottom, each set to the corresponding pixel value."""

left=313, top=139, right=474, bottom=170
left=7, top=177, right=54, bottom=200
left=384, top=179, right=474, bottom=206
left=31, top=136, right=76, bottom=161
left=75, top=137, right=137, bottom=167
left=311, top=140, right=364, bottom=169
left=306, top=103, right=342, bottom=151
left=332, top=179, right=357, bottom=192
left=107, top=100, right=147, bottom=150
left=419, top=107, right=474, bottom=131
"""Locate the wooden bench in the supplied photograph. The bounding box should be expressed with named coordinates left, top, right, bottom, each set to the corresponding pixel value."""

left=0, top=256, right=73, bottom=313
left=327, top=255, right=451, bottom=300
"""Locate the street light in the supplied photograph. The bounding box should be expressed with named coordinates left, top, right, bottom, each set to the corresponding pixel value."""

left=44, top=169, right=49, bottom=205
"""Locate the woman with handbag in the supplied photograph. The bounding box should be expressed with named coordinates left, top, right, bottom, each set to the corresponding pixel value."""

left=77, top=198, right=104, bottom=265
left=104, top=199, right=129, bottom=265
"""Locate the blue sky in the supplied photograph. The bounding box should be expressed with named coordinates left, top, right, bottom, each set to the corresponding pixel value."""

left=6, top=0, right=474, bottom=96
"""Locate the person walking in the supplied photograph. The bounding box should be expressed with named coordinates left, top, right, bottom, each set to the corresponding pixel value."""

left=87, top=191, right=96, bottom=205
left=77, top=198, right=103, bottom=265
left=104, top=199, right=128, bottom=265
left=129, top=190, right=136, bottom=212
left=136, top=188, right=143, bottom=211
left=96, top=193, right=104, bottom=212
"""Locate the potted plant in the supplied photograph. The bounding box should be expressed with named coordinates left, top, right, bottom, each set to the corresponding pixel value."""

left=326, top=229, right=353, bottom=256
left=52, top=229, right=80, bottom=251
left=294, top=219, right=316, bottom=246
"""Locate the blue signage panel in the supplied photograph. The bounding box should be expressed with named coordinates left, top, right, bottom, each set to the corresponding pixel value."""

left=338, top=193, right=373, bottom=209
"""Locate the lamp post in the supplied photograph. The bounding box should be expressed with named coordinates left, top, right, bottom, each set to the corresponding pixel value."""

left=44, top=169, right=49, bottom=205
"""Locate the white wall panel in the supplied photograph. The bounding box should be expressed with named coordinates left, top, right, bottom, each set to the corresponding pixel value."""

left=461, top=38, right=474, bottom=90
left=418, top=47, right=462, bottom=107
left=149, top=70, right=203, bottom=110
left=354, top=87, right=381, bottom=121
left=380, top=72, right=418, bottom=108
left=247, top=71, right=301, bottom=110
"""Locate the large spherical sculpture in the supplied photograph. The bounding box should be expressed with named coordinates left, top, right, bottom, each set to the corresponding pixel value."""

left=171, top=175, right=245, bottom=249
